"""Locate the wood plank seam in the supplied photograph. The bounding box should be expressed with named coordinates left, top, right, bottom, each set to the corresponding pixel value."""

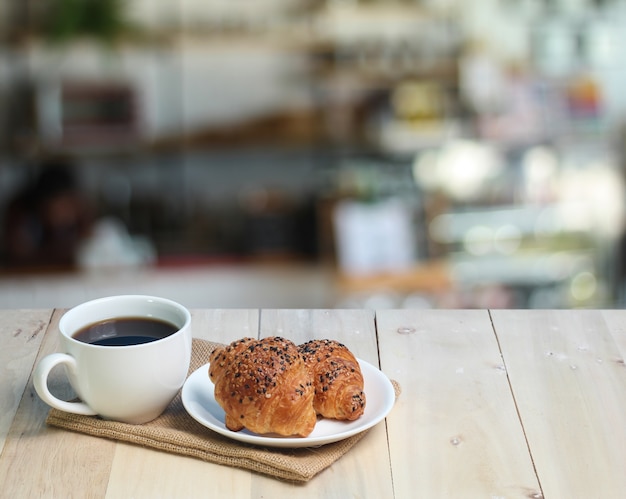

left=487, top=309, right=545, bottom=499
left=375, top=311, right=397, bottom=499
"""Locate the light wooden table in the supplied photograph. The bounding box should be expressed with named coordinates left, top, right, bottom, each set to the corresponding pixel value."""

left=2, top=308, right=626, bottom=498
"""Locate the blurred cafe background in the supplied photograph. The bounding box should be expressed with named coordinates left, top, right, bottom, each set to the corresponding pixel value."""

left=2, top=0, right=626, bottom=309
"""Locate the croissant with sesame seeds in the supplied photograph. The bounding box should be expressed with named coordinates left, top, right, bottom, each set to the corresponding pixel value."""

left=298, top=339, right=366, bottom=421
left=208, top=336, right=317, bottom=437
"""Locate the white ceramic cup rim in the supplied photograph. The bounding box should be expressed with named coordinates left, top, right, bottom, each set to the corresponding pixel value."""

left=59, top=294, right=191, bottom=349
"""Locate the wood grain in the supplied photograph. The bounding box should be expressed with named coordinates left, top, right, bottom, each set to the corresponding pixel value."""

left=376, top=309, right=541, bottom=498
left=600, top=309, right=626, bottom=360
left=258, top=308, right=379, bottom=364
left=0, top=309, right=52, bottom=453
left=491, top=309, right=626, bottom=498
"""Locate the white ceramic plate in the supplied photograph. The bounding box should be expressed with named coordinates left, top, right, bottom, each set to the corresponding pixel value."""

left=181, top=359, right=395, bottom=448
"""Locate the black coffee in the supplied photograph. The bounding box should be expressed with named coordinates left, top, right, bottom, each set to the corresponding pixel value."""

left=72, top=317, right=178, bottom=346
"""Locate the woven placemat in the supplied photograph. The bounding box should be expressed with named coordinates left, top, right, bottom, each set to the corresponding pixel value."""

left=46, top=338, right=400, bottom=482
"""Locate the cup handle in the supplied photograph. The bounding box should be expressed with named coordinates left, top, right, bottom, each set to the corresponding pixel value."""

left=33, top=353, right=98, bottom=416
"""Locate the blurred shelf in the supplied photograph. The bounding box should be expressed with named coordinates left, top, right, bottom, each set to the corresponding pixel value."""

left=336, top=259, right=451, bottom=295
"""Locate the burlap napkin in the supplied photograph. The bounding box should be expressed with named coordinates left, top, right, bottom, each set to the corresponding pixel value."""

left=46, top=338, right=400, bottom=482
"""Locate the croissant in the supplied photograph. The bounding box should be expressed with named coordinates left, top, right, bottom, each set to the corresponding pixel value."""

left=208, top=336, right=317, bottom=437
left=298, top=339, right=366, bottom=421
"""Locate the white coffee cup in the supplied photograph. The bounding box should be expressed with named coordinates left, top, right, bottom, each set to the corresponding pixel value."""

left=34, top=295, right=192, bottom=424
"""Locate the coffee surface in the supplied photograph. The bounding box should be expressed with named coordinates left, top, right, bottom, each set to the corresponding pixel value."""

left=73, top=317, right=178, bottom=346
